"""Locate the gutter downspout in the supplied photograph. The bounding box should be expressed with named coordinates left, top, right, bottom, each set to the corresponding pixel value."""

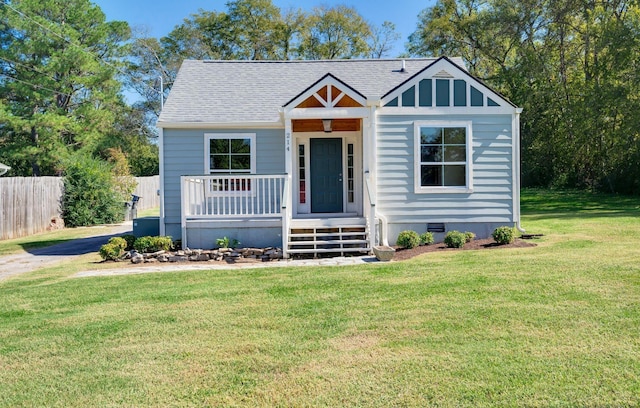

left=514, top=108, right=525, bottom=233
left=377, top=212, right=390, bottom=247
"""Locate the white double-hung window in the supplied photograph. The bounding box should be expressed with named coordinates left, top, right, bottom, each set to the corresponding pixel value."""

left=414, top=121, right=473, bottom=193
left=204, top=133, right=256, bottom=193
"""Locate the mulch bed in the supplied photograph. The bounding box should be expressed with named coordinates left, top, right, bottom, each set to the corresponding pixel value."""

left=392, top=238, right=537, bottom=261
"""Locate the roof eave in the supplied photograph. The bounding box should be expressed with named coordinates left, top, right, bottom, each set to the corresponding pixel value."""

left=157, top=120, right=284, bottom=130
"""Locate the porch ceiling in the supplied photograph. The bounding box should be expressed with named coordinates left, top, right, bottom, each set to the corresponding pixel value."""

left=292, top=118, right=361, bottom=133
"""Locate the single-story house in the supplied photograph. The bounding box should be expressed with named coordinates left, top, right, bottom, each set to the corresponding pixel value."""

left=157, top=56, right=523, bottom=257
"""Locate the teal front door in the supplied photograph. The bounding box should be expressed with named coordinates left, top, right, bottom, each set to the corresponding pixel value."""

left=310, top=138, right=343, bottom=213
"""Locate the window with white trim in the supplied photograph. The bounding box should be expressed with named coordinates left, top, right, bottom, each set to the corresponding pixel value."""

left=205, top=133, right=256, bottom=192
left=414, top=122, right=472, bottom=193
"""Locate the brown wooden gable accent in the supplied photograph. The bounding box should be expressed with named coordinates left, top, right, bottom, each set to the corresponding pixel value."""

left=295, top=85, right=364, bottom=109
left=292, top=119, right=361, bottom=133
left=334, top=93, right=362, bottom=108
left=297, top=95, right=325, bottom=108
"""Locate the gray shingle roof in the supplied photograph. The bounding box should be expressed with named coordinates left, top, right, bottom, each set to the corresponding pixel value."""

left=158, top=58, right=466, bottom=125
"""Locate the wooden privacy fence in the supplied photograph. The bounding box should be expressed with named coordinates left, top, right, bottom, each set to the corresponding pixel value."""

left=0, top=177, right=64, bottom=240
left=0, top=176, right=159, bottom=240
left=132, top=175, right=160, bottom=210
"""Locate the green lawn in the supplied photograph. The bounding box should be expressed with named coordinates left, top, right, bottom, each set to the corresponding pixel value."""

left=1, top=190, right=639, bottom=407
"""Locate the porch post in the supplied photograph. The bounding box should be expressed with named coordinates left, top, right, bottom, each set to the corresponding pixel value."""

left=282, top=118, right=293, bottom=258
left=180, top=176, right=187, bottom=249
left=364, top=103, right=379, bottom=250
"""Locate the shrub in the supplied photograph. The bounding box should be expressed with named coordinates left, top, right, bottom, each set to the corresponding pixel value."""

left=152, top=236, right=173, bottom=251
left=62, top=153, right=123, bottom=227
left=464, top=231, right=476, bottom=243
left=108, top=237, right=127, bottom=251
left=216, top=236, right=239, bottom=249
left=121, top=234, right=136, bottom=250
left=420, top=232, right=434, bottom=246
left=99, top=243, right=124, bottom=261
left=133, top=236, right=153, bottom=253
left=444, top=230, right=466, bottom=248
left=396, top=230, right=420, bottom=249
left=492, top=226, right=516, bottom=245
left=134, top=236, right=173, bottom=253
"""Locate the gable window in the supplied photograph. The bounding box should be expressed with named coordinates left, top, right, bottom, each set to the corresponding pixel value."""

left=414, top=121, right=473, bottom=193
left=204, top=133, right=256, bottom=192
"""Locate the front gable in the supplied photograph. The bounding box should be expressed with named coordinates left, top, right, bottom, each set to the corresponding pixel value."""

left=380, top=57, right=515, bottom=112
left=283, top=73, right=367, bottom=111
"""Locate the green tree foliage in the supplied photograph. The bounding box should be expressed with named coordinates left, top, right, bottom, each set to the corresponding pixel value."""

left=409, top=0, right=640, bottom=194
left=0, top=0, right=131, bottom=176
left=62, top=153, right=124, bottom=227
left=298, top=5, right=372, bottom=60
left=93, top=105, right=159, bottom=176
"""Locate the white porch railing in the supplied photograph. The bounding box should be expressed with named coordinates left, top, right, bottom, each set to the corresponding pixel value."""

left=181, top=174, right=287, bottom=218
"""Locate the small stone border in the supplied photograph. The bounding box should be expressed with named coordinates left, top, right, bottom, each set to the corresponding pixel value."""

left=125, top=247, right=283, bottom=264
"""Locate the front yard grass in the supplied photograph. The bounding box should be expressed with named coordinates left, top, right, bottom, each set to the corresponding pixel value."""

left=0, top=189, right=639, bottom=407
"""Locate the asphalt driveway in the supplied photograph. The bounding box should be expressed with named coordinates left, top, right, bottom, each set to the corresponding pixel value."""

left=0, top=222, right=132, bottom=281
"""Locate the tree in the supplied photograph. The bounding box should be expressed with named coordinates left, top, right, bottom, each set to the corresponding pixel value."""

left=298, top=5, right=372, bottom=60
left=0, top=0, right=130, bottom=176
left=369, top=21, right=401, bottom=58
left=273, top=8, right=307, bottom=60
left=93, top=104, right=159, bottom=176
left=226, top=0, right=282, bottom=60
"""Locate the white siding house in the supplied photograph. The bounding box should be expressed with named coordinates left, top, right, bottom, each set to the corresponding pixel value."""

left=157, top=57, right=523, bottom=257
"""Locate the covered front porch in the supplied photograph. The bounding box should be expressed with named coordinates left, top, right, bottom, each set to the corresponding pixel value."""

left=179, top=168, right=377, bottom=257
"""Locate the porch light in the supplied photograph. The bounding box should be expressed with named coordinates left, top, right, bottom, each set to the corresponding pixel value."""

left=322, top=119, right=333, bottom=133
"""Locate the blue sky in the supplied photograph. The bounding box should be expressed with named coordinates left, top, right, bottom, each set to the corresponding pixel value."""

left=93, top=0, right=436, bottom=58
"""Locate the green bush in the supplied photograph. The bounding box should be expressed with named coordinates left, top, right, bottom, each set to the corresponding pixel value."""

left=492, top=226, right=516, bottom=245
left=397, top=230, right=421, bottom=249
left=133, top=236, right=153, bottom=253
left=99, top=242, right=124, bottom=261
left=152, top=236, right=174, bottom=251
left=62, top=154, right=124, bottom=227
left=121, top=234, right=136, bottom=250
left=133, top=236, right=173, bottom=253
left=108, top=237, right=127, bottom=251
left=62, top=153, right=123, bottom=227
left=420, top=232, right=434, bottom=245
left=444, top=230, right=466, bottom=248
left=464, top=231, right=476, bottom=242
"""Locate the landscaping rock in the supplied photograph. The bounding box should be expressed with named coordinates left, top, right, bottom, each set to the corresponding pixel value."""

left=189, top=254, right=210, bottom=262
left=131, top=253, right=145, bottom=264
left=129, top=246, right=284, bottom=264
